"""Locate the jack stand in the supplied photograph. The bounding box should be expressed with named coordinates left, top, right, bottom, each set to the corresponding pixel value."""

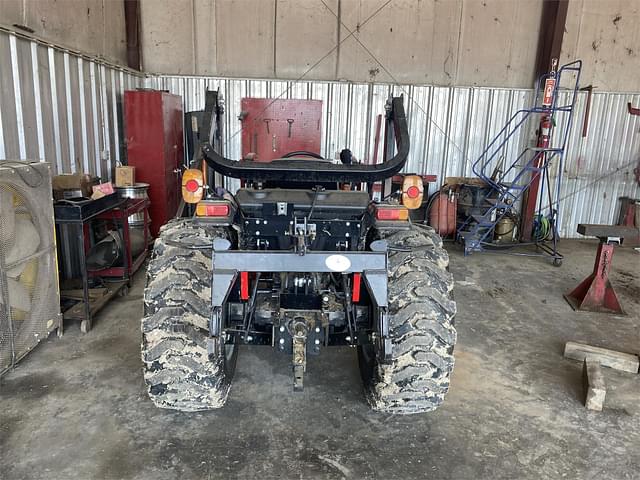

left=563, top=224, right=638, bottom=314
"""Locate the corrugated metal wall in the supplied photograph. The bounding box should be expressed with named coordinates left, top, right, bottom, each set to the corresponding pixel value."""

left=1, top=30, right=637, bottom=239
left=558, top=91, right=640, bottom=237
left=0, top=29, right=142, bottom=180
left=148, top=75, right=640, bottom=238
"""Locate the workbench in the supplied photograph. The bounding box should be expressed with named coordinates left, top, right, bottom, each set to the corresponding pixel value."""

left=54, top=195, right=149, bottom=333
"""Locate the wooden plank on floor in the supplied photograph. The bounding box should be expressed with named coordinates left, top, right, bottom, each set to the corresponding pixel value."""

left=61, top=288, right=108, bottom=301
left=62, top=282, right=125, bottom=320
left=583, top=359, right=606, bottom=411
left=564, top=341, right=640, bottom=374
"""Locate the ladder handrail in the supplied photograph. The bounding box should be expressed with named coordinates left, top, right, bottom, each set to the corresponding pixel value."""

left=502, top=151, right=559, bottom=201
left=555, top=60, right=582, bottom=152
left=472, top=109, right=534, bottom=183
left=474, top=60, right=582, bottom=186
left=496, top=149, right=557, bottom=190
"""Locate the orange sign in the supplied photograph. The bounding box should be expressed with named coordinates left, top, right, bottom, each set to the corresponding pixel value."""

left=542, top=78, right=556, bottom=107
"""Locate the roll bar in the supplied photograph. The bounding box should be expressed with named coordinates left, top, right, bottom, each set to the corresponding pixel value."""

left=201, top=96, right=410, bottom=183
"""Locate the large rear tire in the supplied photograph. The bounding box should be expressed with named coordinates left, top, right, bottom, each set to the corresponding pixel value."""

left=142, top=219, right=237, bottom=411
left=359, top=225, right=457, bottom=414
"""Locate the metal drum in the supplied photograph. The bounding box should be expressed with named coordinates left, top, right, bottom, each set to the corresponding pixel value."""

left=116, top=183, right=150, bottom=226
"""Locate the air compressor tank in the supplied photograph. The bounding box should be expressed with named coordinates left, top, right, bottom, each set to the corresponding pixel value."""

left=429, top=189, right=457, bottom=237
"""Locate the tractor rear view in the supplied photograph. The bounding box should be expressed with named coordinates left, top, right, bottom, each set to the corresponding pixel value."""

left=142, top=92, right=456, bottom=414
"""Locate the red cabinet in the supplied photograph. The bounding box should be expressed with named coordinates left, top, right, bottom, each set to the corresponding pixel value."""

left=124, top=90, right=183, bottom=237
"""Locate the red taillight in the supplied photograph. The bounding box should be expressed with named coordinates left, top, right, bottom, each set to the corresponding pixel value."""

left=185, top=179, right=199, bottom=192
left=406, top=185, right=420, bottom=199
left=352, top=273, right=361, bottom=303
left=204, top=204, right=229, bottom=216
left=240, top=271, right=249, bottom=300
left=375, top=208, right=408, bottom=221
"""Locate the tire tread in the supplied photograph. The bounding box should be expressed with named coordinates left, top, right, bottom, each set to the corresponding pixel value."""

left=141, top=218, right=235, bottom=411
left=365, top=225, right=457, bottom=414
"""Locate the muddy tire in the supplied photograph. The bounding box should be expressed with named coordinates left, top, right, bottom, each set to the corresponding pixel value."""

left=142, top=219, right=238, bottom=411
left=359, top=224, right=457, bottom=414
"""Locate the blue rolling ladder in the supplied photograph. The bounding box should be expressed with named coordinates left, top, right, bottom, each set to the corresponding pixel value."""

left=457, top=60, right=582, bottom=263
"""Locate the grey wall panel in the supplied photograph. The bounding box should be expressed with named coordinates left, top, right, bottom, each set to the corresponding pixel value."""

left=139, top=0, right=640, bottom=91
left=0, top=0, right=128, bottom=66
left=562, top=0, right=640, bottom=93
left=140, top=0, right=544, bottom=88
left=148, top=74, right=640, bottom=238
left=0, top=30, right=143, bottom=180
left=0, top=33, right=19, bottom=160
left=556, top=91, right=640, bottom=238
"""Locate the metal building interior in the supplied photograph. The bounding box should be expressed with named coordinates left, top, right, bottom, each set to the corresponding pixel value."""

left=0, top=1, right=639, bottom=479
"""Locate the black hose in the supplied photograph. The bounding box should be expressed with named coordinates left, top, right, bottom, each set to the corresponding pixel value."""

left=425, top=191, right=442, bottom=217
left=307, top=185, right=323, bottom=220
left=282, top=150, right=324, bottom=160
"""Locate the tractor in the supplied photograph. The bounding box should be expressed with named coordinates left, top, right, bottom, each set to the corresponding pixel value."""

left=141, top=92, right=456, bottom=414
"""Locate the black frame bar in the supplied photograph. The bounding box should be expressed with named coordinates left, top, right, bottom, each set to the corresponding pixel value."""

left=201, top=96, right=410, bottom=184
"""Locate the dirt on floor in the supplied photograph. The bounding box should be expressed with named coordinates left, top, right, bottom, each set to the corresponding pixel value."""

left=0, top=239, right=639, bottom=479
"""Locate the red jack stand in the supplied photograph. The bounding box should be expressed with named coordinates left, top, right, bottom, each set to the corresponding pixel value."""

left=564, top=242, right=624, bottom=314
left=564, top=224, right=638, bottom=315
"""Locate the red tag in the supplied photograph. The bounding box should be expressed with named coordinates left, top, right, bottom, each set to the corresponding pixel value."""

left=352, top=273, right=362, bottom=303
left=240, top=271, right=249, bottom=301
left=542, top=78, right=556, bottom=107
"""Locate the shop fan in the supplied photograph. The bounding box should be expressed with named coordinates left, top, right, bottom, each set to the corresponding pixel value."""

left=0, top=161, right=61, bottom=375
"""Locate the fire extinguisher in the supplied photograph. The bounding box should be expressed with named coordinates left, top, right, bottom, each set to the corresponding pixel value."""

left=538, top=114, right=552, bottom=149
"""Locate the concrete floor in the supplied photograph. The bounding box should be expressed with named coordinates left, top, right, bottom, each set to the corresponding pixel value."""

left=1, top=239, right=639, bottom=479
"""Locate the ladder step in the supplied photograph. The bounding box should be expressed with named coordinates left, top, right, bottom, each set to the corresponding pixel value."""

left=462, top=237, right=483, bottom=253
left=485, top=197, right=507, bottom=206
left=486, top=202, right=510, bottom=209
left=512, top=164, right=543, bottom=171
left=530, top=106, right=573, bottom=113
left=501, top=183, right=528, bottom=190
left=458, top=229, right=480, bottom=239
left=527, top=147, right=563, bottom=152
left=471, top=214, right=493, bottom=226
left=458, top=229, right=484, bottom=239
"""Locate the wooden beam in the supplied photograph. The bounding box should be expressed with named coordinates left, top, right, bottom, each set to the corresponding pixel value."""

left=564, top=341, right=640, bottom=374
left=124, top=0, right=141, bottom=70
left=583, top=359, right=606, bottom=411
left=520, top=1, right=569, bottom=241
left=534, top=0, right=569, bottom=80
